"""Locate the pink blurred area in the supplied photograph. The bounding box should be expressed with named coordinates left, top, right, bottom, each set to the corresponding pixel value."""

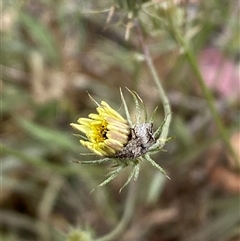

left=199, top=48, right=240, bottom=99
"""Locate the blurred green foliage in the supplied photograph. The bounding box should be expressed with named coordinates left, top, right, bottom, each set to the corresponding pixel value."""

left=1, top=1, right=239, bottom=241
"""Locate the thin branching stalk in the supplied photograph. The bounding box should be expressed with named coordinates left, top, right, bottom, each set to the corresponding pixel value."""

left=136, top=22, right=172, bottom=143
left=96, top=20, right=172, bottom=241
left=95, top=20, right=172, bottom=241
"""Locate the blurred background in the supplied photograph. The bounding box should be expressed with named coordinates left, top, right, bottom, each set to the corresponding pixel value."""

left=1, top=1, right=240, bottom=241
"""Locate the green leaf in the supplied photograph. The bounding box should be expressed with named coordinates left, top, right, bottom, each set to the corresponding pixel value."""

left=17, top=118, right=80, bottom=152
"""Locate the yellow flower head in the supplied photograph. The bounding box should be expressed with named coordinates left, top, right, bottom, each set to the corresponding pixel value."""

left=70, top=101, right=130, bottom=157
left=70, top=89, right=170, bottom=190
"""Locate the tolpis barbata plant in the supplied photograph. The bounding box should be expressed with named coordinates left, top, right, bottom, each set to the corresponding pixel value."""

left=70, top=88, right=170, bottom=191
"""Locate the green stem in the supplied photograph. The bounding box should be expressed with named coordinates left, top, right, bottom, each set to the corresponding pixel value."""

left=170, top=20, right=238, bottom=163
left=95, top=20, right=173, bottom=241
left=95, top=180, right=137, bottom=241
left=136, top=23, right=172, bottom=142
left=96, top=21, right=172, bottom=241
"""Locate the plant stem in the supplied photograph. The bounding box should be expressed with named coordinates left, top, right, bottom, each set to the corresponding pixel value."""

left=96, top=20, right=172, bottom=241
left=136, top=22, right=172, bottom=143
left=95, top=180, right=137, bottom=241
left=169, top=17, right=238, bottom=162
